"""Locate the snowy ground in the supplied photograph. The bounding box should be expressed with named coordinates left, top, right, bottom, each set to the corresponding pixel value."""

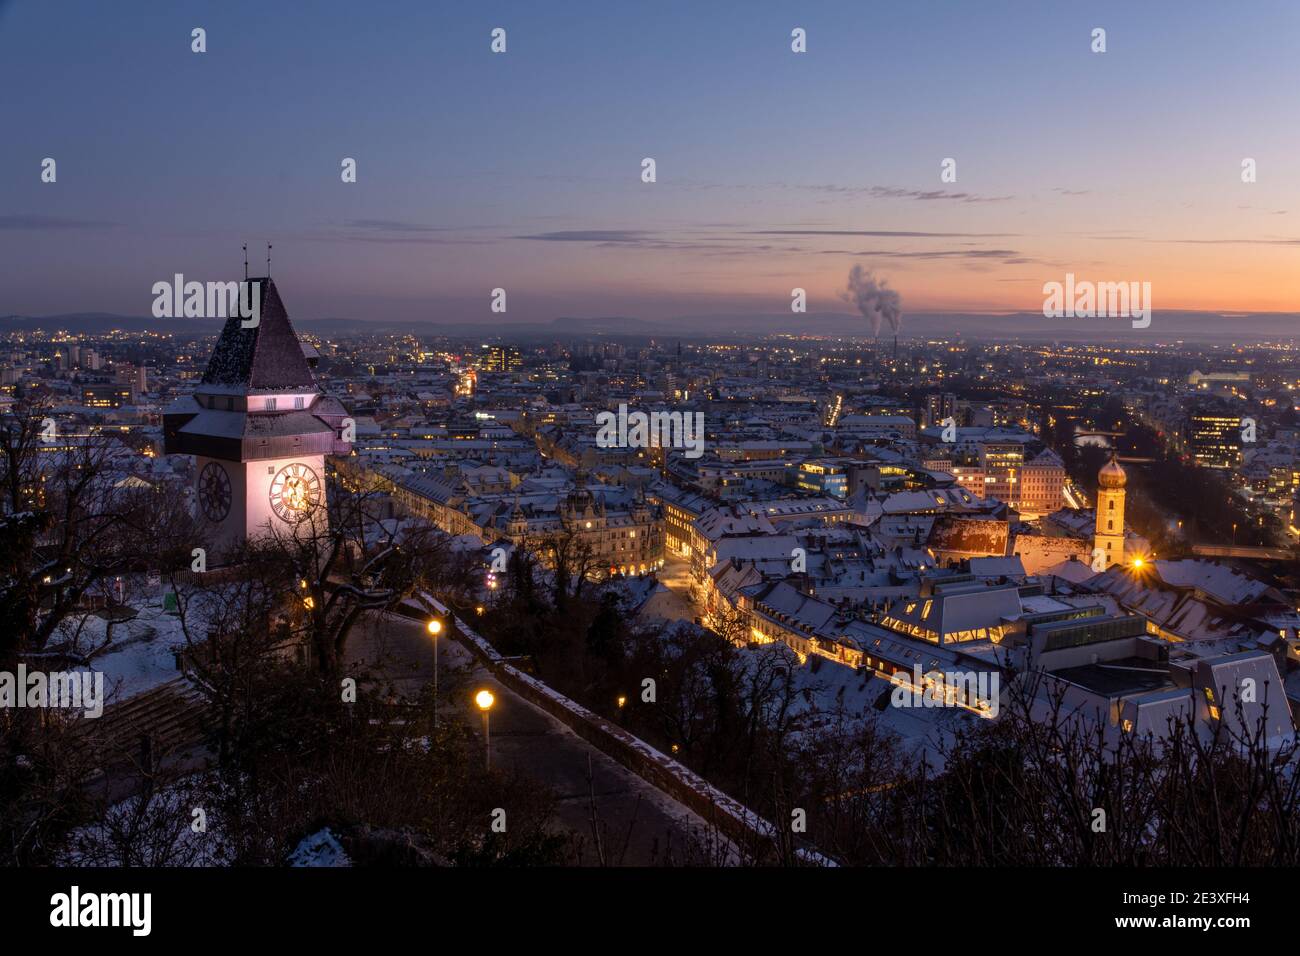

left=287, top=828, right=352, bottom=867
left=46, top=602, right=190, bottom=705
left=641, top=555, right=701, bottom=623
left=91, top=605, right=189, bottom=702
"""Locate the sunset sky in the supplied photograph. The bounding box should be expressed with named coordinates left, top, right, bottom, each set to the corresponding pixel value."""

left=2, top=0, right=1297, bottom=323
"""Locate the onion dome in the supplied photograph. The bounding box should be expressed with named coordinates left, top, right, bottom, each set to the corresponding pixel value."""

left=1098, top=452, right=1127, bottom=490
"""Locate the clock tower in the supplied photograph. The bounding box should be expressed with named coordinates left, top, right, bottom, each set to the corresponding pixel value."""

left=164, top=277, right=352, bottom=558
left=1093, top=452, right=1127, bottom=569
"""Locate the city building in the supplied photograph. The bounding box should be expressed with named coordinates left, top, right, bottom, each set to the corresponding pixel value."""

left=1188, top=408, right=1243, bottom=469
left=481, top=344, right=523, bottom=373
left=162, top=278, right=353, bottom=555
left=1093, top=453, right=1127, bottom=569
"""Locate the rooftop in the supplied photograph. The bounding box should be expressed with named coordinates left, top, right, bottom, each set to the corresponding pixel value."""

left=199, top=278, right=319, bottom=393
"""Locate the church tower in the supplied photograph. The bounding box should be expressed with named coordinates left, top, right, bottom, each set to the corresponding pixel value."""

left=164, top=277, right=352, bottom=558
left=1093, top=452, right=1127, bottom=569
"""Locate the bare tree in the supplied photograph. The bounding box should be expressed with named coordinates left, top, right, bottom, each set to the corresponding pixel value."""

left=527, top=526, right=600, bottom=612
left=0, top=403, right=180, bottom=864
left=259, top=468, right=454, bottom=677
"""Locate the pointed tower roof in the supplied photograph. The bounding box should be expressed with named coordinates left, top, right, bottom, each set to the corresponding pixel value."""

left=200, top=278, right=318, bottom=393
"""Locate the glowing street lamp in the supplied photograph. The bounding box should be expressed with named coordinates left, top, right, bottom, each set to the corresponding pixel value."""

left=475, top=689, right=496, bottom=769
left=428, top=617, right=444, bottom=726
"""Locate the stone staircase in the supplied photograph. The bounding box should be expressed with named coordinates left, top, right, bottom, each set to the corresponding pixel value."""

left=82, top=677, right=211, bottom=780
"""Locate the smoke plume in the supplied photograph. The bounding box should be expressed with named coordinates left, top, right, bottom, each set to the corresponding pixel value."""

left=843, top=265, right=902, bottom=339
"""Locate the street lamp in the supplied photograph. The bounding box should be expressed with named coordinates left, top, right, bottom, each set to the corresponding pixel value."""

left=427, top=618, right=443, bottom=726
left=475, top=689, right=495, bottom=769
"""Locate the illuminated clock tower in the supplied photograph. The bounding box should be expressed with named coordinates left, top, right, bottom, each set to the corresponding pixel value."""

left=164, top=277, right=352, bottom=558
left=1093, top=452, right=1127, bottom=569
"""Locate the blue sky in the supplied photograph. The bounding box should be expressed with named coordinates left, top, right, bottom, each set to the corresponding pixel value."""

left=2, top=0, right=1297, bottom=323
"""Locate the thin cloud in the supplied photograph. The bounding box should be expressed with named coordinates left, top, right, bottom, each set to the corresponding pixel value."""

left=753, top=229, right=1017, bottom=238
left=1130, top=237, right=1300, bottom=245
left=515, top=230, right=651, bottom=242
left=611, top=177, right=1016, bottom=203
left=340, top=219, right=461, bottom=233
left=780, top=183, right=1014, bottom=203
left=512, top=227, right=1032, bottom=261
left=299, top=220, right=494, bottom=245
left=512, top=229, right=795, bottom=255
left=813, top=248, right=1023, bottom=260
left=0, top=214, right=119, bottom=230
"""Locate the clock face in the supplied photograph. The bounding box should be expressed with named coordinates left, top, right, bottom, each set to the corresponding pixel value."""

left=198, top=461, right=232, bottom=523
left=269, top=462, right=322, bottom=523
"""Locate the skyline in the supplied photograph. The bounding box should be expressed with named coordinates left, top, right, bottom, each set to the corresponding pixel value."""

left=5, top=0, right=1299, bottom=926
left=2, top=0, right=1299, bottom=324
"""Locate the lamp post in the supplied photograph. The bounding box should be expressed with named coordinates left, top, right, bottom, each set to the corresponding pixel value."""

left=427, top=618, right=443, bottom=726
left=475, top=689, right=495, bottom=770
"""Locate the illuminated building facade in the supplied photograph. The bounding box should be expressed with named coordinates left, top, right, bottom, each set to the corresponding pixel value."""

left=1093, top=453, right=1127, bottom=569
left=1188, top=409, right=1243, bottom=470
left=163, top=278, right=353, bottom=555
left=481, top=344, right=522, bottom=373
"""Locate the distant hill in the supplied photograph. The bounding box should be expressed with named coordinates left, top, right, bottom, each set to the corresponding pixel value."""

left=4, top=309, right=1298, bottom=343
left=604, top=310, right=1300, bottom=342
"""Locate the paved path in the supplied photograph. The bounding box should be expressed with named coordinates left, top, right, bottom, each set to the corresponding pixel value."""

left=638, top=555, right=699, bottom=624
left=346, top=612, right=732, bottom=866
